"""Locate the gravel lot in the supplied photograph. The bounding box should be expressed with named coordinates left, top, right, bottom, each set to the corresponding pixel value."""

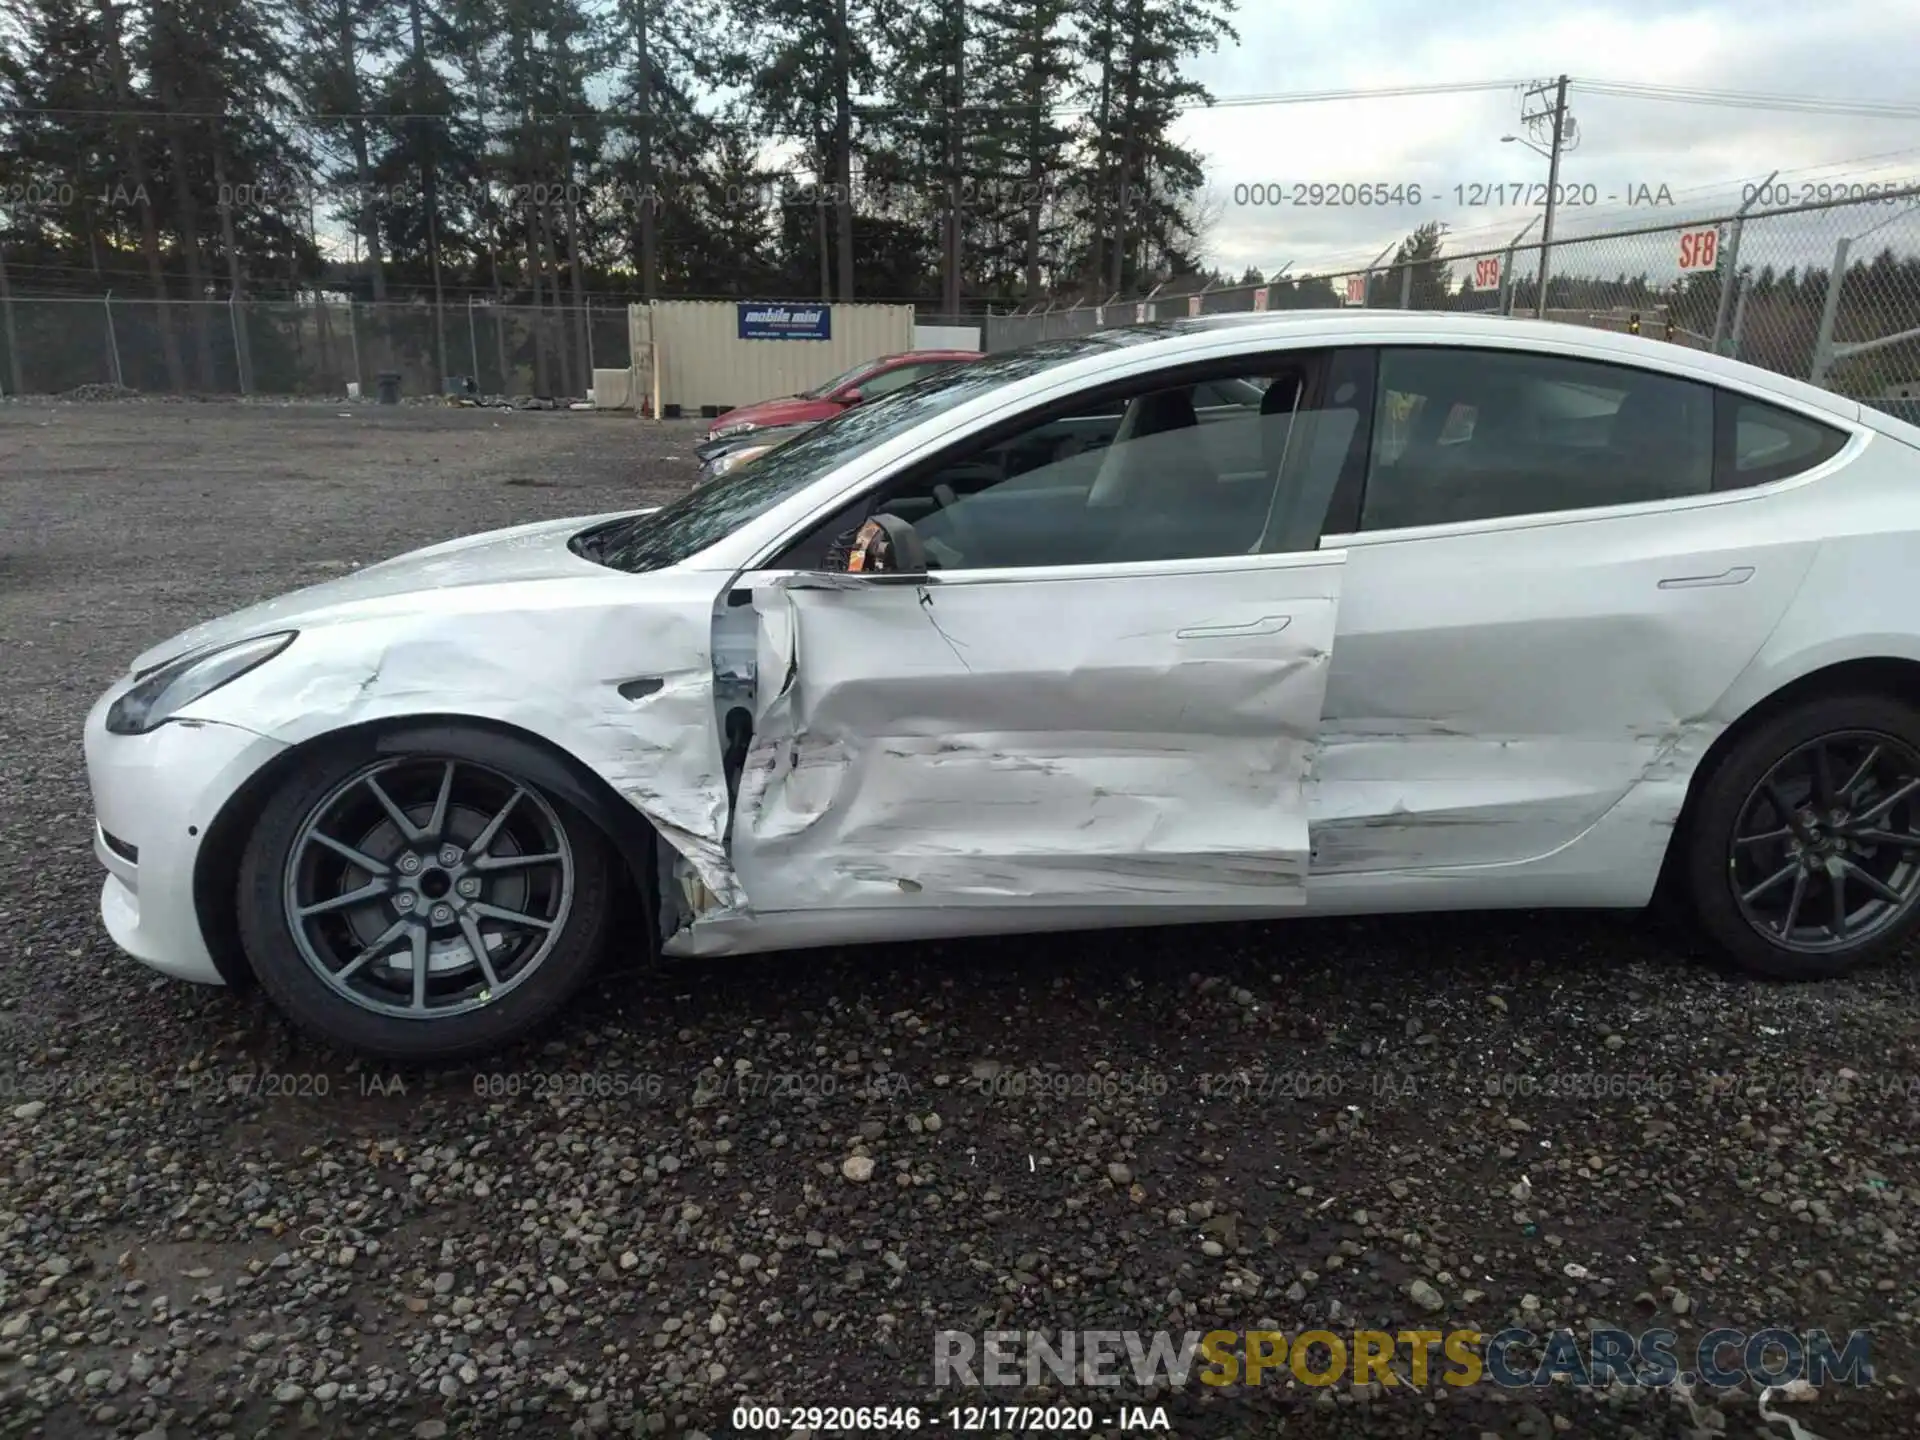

left=1, top=399, right=1917, bottom=1440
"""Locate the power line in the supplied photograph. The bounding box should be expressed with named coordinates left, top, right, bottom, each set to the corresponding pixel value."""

left=0, top=78, right=1532, bottom=124
left=6, top=76, right=1920, bottom=126
left=1573, top=79, right=1920, bottom=120
left=1044, top=78, right=1532, bottom=117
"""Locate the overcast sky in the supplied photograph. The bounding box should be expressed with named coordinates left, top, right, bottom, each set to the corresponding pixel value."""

left=1176, top=0, right=1920, bottom=282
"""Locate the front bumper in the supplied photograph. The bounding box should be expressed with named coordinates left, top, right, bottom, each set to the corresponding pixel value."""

left=83, top=694, right=290, bottom=986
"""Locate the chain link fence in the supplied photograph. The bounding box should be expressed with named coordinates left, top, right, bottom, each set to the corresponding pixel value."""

left=5, top=188, right=1917, bottom=405
left=0, top=298, right=631, bottom=400
left=986, top=186, right=1920, bottom=408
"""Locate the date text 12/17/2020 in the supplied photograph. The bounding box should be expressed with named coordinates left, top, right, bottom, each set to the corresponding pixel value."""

left=729, top=1404, right=1171, bottom=1431
left=1231, top=182, right=1677, bottom=208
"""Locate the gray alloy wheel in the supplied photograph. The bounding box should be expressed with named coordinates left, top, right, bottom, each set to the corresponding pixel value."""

left=236, top=731, right=616, bottom=1061
left=282, top=756, right=575, bottom=1018
left=1684, top=691, right=1920, bottom=980
left=1728, top=729, right=1920, bottom=954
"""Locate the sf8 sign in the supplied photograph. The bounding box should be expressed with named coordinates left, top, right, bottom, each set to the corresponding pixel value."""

left=1678, top=228, right=1720, bottom=272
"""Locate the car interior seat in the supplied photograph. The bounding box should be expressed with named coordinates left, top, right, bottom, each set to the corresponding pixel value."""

left=1090, top=386, right=1253, bottom=561
left=1085, top=388, right=1211, bottom=509
left=1603, top=380, right=1710, bottom=503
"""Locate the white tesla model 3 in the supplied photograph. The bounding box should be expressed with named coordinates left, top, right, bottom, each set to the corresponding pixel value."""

left=84, top=312, right=1920, bottom=1060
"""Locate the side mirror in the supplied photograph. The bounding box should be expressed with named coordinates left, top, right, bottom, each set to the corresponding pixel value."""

left=843, top=514, right=927, bottom=575
left=840, top=387, right=864, bottom=405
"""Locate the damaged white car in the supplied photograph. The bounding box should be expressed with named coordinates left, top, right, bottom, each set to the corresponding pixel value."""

left=85, top=312, right=1920, bottom=1059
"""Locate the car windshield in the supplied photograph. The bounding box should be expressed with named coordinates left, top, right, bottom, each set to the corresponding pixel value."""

left=800, top=360, right=879, bottom=399
left=573, top=330, right=1167, bottom=574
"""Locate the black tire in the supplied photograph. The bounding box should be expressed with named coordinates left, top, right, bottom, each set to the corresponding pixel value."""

left=236, top=729, right=616, bottom=1062
left=1684, top=691, right=1920, bottom=979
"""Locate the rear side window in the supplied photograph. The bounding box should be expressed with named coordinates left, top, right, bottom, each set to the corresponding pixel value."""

left=1717, top=397, right=1848, bottom=488
left=1359, top=346, right=1715, bottom=531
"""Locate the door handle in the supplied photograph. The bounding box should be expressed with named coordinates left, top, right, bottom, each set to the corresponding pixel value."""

left=1176, top=615, right=1293, bottom=640
left=1658, top=566, right=1754, bottom=589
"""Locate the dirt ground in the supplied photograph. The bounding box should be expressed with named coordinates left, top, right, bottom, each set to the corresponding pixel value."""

left=0, top=398, right=1917, bottom=1440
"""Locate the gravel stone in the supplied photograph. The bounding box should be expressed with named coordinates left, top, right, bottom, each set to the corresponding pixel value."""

left=2, top=404, right=1917, bottom=1436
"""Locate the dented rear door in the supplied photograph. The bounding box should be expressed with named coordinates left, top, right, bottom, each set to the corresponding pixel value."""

left=726, top=552, right=1343, bottom=915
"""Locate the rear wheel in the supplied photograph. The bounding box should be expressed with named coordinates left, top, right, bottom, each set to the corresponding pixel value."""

left=1685, top=693, right=1920, bottom=978
left=236, top=732, right=614, bottom=1061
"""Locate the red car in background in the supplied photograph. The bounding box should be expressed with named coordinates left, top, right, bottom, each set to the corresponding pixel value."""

left=704, top=348, right=984, bottom=441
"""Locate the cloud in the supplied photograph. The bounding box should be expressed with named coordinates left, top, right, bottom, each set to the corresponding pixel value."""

left=1175, top=0, right=1920, bottom=277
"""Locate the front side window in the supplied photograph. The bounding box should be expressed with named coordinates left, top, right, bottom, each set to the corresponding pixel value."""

left=573, top=331, right=1173, bottom=574
left=776, top=351, right=1368, bottom=572
left=802, top=360, right=878, bottom=400
left=1359, top=347, right=1715, bottom=531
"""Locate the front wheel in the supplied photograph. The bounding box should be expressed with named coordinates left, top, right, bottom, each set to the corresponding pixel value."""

left=236, top=733, right=615, bottom=1061
left=1684, top=692, right=1920, bottom=979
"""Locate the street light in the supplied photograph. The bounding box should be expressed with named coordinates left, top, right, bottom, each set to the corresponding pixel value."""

left=1501, top=134, right=1551, bottom=160
left=1502, top=75, right=1572, bottom=318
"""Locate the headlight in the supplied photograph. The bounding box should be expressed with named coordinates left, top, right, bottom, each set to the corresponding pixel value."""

left=106, top=632, right=296, bottom=735
left=708, top=421, right=757, bottom=440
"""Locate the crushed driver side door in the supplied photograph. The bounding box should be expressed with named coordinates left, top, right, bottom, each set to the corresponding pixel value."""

left=722, top=553, right=1344, bottom=917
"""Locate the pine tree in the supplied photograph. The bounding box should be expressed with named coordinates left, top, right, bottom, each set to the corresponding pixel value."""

left=370, top=0, right=498, bottom=381
left=604, top=0, right=724, bottom=299
left=727, top=0, right=884, bottom=300
left=488, top=0, right=606, bottom=393
left=684, top=121, right=778, bottom=294
left=877, top=0, right=978, bottom=314
left=138, top=0, right=312, bottom=387
left=1373, top=221, right=1449, bottom=309
left=971, top=0, right=1075, bottom=299
left=0, top=0, right=116, bottom=388
left=288, top=0, right=397, bottom=301
left=1071, top=0, right=1233, bottom=294
left=0, top=0, right=118, bottom=291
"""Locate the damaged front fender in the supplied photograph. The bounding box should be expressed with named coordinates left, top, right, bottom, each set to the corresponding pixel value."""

left=173, top=570, right=748, bottom=931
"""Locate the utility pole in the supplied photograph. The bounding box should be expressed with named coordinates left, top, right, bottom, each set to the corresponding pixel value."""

left=1519, top=75, right=1574, bottom=319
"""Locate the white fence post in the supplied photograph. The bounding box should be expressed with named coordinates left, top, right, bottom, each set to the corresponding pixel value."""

left=103, top=291, right=123, bottom=387
left=467, top=296, right=481, bottom=388
left=229, top=294, right=248, bottom=395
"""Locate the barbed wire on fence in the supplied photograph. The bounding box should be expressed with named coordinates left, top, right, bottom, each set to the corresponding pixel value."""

left=985, top=186, right=1920, bottom=403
